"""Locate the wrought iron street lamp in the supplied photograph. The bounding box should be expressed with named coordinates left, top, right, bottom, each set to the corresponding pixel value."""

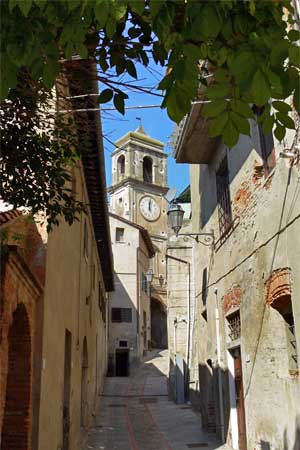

left=167, top=203, right=214, bottom=245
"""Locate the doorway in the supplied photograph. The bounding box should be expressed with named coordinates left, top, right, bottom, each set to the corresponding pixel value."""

left=1, top=304, right=31, bottom=450
left=228, top=347, right=247, bottom=450
left=115, top=349, right=129, bottom=376
left=150, top=298, right=168, bottom=349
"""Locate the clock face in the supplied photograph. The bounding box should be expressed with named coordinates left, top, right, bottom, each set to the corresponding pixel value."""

left=140, top=196, right=160, bottom=221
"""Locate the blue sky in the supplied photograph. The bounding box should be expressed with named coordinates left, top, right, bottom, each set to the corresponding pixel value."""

left=100, top=63, right=189, bottom=196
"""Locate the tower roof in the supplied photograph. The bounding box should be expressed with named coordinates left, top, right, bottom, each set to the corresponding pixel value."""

left=114, top=126, right=164, bottom=151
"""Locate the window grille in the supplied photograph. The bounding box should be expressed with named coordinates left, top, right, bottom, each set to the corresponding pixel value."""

left=216, top=156, right=232, bottom=238
left=289, top=324, right=298, bottom=367
left=111, top=308, right=132, bottom=323
left=141, top=272, right=148, bottom=293
left=227, top=311, right=241, bottom=341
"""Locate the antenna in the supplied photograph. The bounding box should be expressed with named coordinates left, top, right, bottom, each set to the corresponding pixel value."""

left=164, top=187, right=177, bottom=204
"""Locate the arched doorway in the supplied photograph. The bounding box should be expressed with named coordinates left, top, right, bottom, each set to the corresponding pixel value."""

left=150, top=298, right=168, bottom=349
left=81, top=337, right=88, bottom=428
left=1, top=303, right=31, bottom=450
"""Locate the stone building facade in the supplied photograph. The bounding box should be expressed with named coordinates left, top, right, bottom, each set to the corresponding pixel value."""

left=108, top=213, right=155, bottom=376
left=108, top=126, right=169, bottom=349
left=0, top=60, right=114, bottom=450
left=171, top=104, right=300, bottom=450
left=0, top=211, right=45, bottom=450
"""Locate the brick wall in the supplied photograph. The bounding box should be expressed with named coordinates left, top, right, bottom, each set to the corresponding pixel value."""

left=0, top=248, right=43, bottom=450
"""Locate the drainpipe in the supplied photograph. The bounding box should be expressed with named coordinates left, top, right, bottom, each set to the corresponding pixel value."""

left=214, top=287, right=225, bottom=443
left=166, top=252, right=190, bottom=400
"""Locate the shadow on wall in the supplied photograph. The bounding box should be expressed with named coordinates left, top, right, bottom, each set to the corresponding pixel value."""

left=260, top=415, right=300, bottom=450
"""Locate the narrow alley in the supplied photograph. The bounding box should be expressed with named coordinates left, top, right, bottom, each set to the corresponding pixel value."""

left=84, top=350, right=227, bottom=450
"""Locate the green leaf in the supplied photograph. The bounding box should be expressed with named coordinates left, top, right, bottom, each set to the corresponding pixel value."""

left=130, top=0, right=146, bottom=16
left=192, top=5, right=221, bottom=40
left=289, top=44, right=300, bottom=67
left=209, top=112, right=229, bottom=138
left=18, top=0, right=32, bottom=16
left=262, top=115, right=275, bottom=135
left=77, top=43, right=88, bottom=60
left=94, top=0, right=109, bottom=27
left=230, top=112, right=250, bottom=136
left=202, top=99, right=227, bottom=118
left=274, top=124, right=286, bottom=141
left=270, top=40, right=289, bottom=66
left=252, top=70, right=270, bottom=106
left=113, top=3, right=127, bottom=20
left=231, top=100, right=254, bottom=119
left=276, top=112, right=295, bottom=129
left=106, top=16, right=116, bottom=39
left=206, top=84, right=230, bottom=100
left=272, top=101, right=292, bottom=114
left=125, top=60, right=137, bottom=79
left=113, top=93, right=125, bottom=115
left=288, top=30, right=300, bottom=42
left=97, top=89, right=113, bottom=104
left=293, top=85, right=300, bottom=112
left=9, top=0, right=18, bottom=12
left=222, top=119, right=239, bottom=148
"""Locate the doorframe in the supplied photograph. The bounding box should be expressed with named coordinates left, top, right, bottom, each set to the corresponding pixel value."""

left=115, top=348, right=130, bottom=376
left=227, top=348, right=239, bottom=450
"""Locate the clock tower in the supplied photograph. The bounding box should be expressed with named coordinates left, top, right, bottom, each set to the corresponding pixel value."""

left=108, top=125, right=169, bottom=327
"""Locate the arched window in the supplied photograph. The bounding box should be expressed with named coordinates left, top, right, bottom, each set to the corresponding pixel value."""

left=117, top=155, right=125, bottom=176
left=143, top=156, right=153, bottom=183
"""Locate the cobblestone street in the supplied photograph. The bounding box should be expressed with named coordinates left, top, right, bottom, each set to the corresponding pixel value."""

left=84, top=350, right=229, bottom=450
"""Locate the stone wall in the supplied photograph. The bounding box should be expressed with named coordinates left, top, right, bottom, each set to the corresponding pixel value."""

left=188, top=127, right=300, bottom=449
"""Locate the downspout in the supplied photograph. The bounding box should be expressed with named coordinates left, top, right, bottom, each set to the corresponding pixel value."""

left=214, top=288, right=225, bottom=443
left=166, top=252, right=190, bottom=400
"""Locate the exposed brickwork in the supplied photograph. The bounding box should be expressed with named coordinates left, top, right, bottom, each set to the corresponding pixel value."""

left=223, top=286, right=242, bottom=314
left=0, top=247, right=43, bottom=450
left=265, top=267, right=292, bottom=307
left=234, top=181, right=252, bottom=215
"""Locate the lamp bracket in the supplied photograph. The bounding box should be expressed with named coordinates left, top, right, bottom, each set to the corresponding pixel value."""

left=177, top=232, right=214, bottom=246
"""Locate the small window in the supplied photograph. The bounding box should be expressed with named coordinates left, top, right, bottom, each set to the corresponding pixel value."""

left=143, top=156, right=153, bottom=183
left=83, top=220, right=89, bottom=260
left=116, top=227, right=124, bottom=242
left=141, top=272, right=148, bottom=293
left=216, top=155, right=232, bottom=238
left=119, top=340, right=128, bottom=348
left=227, top=310, right=241, bottom=341
left=111, top=308, right=132, bottom=323
left=117, top=155, right=125, bottom=175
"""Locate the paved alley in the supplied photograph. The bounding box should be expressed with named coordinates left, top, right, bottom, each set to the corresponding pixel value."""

left=85, top=350, right=228, bottom=450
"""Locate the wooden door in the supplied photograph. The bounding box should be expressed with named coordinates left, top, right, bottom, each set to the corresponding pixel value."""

left=233, top=348, right=247, bottom=450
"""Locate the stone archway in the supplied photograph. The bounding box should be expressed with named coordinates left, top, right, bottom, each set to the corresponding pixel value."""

left=1, top=303, right=31, bottom=450
left=150, top=298, right=168, bottom=349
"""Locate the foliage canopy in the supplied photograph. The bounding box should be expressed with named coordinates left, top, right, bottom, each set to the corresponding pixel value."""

left=1, top=0, right=300, bottom=226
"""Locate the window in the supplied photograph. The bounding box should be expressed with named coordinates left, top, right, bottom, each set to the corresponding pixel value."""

left=141, top=272, right=148, bottom=293
left=253, top=105, right=275, bottom=176
left=115, top=227, right=124, bottom=242
left=119, top=340, right=128, bottom=348
left=227, top=310, right=241, bottom=341
left=111, top=308, right=132, bottom=323
left=83, top=220, right=89, bottom=260
left=272, top=298, right=298, bottom=373
left=117, top=155, right=125, bottom=176
left=216, top=155, right=232, bottom=237
left=143, top=156, right=153, bottom=183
